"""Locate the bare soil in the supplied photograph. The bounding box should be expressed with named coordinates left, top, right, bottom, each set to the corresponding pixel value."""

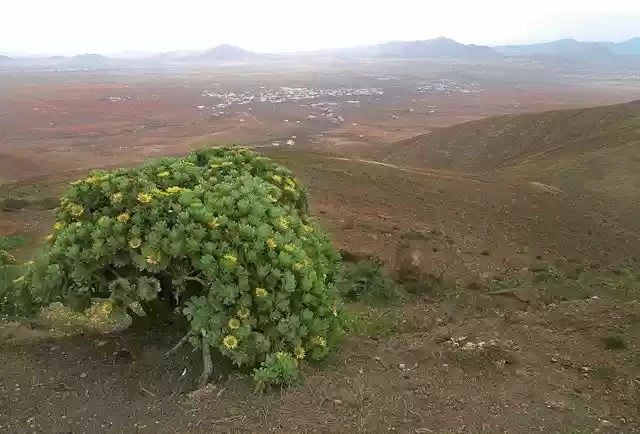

left=2, top=151, right=640, bottom=433
left=2, top=67, right=640, bottom=433
left=1, top=294, right=638, bottom=433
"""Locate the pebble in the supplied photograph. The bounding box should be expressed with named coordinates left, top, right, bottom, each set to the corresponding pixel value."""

left=599, top=419, right=615, bottom=428
left=546, top=400, right=567, bottom=411
left=80, top=373, right=87, bottom=378
left=333, top=399, right=343, bottom=405
left=399, top=363, right=406, bottom=369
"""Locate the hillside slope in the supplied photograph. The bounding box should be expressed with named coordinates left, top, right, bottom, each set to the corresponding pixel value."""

left=374, top=100, right=640, bottom=230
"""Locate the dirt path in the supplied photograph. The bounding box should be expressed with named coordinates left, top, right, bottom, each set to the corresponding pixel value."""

left=325, top=156, right=490, bottom=184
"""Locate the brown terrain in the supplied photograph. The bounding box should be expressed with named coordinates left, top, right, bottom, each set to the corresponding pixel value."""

left=1, top=63, right=640, bottom=433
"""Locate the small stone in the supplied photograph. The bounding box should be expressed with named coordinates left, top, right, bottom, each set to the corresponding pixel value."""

left=581, top=366, right=591, bottom=372
left=80, top=372, right=87, bottom=378
left=333, top=399, right=343, bottom=405
left=359, top=369, right=364, bottom=374
left=599, top=419, right=615, bottom=428
left=399, top=363, right=406, bottom=369
left=96, top=341, right=106, bottom=347
left=546, top=400, right=567, bottom=411
left=551, top=357, right=558, bottom=363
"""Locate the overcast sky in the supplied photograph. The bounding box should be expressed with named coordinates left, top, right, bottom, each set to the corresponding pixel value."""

left=2, top=0, right=640, bottom=56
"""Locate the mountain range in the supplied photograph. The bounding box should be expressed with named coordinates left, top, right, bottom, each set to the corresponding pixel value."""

left=493, top=37, right=640, bottom=57
left=1, top=37, right=639, bottom=70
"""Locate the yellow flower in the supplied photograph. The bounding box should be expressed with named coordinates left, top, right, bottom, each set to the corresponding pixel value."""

left=53, top=222, right=66, bottom=230
left=278, top=216, right=289, bottom=230
left=152, top=188, right=167, bottom=196
left=26, top=260, right=34, bottom=266
left=294, top=346, right=306, bottom=360
left=267, top=194, right=278, bottom=203
left=146, top=254, right=160, bottom=265
left=271, top=175, right=282, bottom=183
left=117, top=213, right=130, bottom=223
left=284, top=244, right=295, bottom=253
left=12, top=275, right=26, bottom=284
left=70, top=204, right=84, bottom=217
left=267, top=238, right=277, bottom=250
left=221, top=161, right=233, bottom=167
left=312, top=336, right=327, bottom=347
left=45, top=233, right=55, bottom=241
left=129, top=238, right=142, bottom=249
left=85, top=176, right=99, bottom=184
left=275, top=351, right=289, bottom=360
left=210, top=163, right=221, bottom=169
left=101, top=301, right=113, bottom=314
left=166, top=186, right=181, bottom=194
left=237, top=308, right=250, bottom=319
left=157, top=171, right=170, bottom=178
left=110, top=192, right=123, bottom=203
left=255, top=287, right=268, bottom=298
left=284, top=186, right=295, bottom=194
left=228, top=318, right=241, bottom=329
left=222, top=335, right=238, bottom=349
left=223, top=253, right=237, bottom=264
left=70, top=179, right=83, bottom=186
left=301, top=224, right=313, bottom=233
left=294, top=261, right=306, bottom=270
left=137, top=192, right=153, bottom=203
left=285, top=178, right=296, bottom=188
left=207, top=218, right=218, bottom=229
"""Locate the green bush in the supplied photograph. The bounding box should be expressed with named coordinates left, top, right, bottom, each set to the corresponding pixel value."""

left=339, top=259, right=405, bottom=304
left=18, top=146, right=346, bottom=388
left=253, top=351, right=300, bottom=391
left=0, top=235, right=26, bottom=315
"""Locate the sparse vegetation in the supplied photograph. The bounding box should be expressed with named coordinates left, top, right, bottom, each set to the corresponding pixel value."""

left=0, top=235, right=26, bottom=316
left=351, top=307, right=405, bottom=340
left=489, top=261, right=640, bottom=303
left=338, top=259, right=406, bottom=304
left=2, top=69, right=640, bottom=430
left=603, top=333, right=627, bottom=350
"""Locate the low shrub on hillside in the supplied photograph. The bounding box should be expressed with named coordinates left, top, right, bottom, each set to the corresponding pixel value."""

left=0, top=235, right=26, bottom=316
left=12, top=146, right=347, bottom=389
left=339, top=259, right=406, bottom=304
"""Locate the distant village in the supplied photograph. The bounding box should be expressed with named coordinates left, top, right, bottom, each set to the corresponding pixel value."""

left=200, top=86, right=385, bottom=109
left=415, top=79, right=483, bottom=94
